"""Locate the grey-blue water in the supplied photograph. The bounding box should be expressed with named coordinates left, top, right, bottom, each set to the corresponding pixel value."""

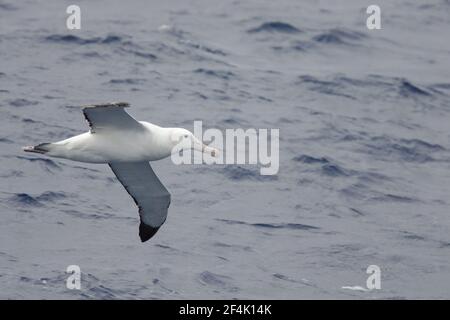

left=1, top=0, right=450, bottom=299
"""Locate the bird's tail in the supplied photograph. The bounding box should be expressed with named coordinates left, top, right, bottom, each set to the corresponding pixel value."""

left=23, top=143, right=52, bottom=154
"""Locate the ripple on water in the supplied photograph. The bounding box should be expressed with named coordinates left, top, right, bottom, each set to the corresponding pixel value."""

left=219, top=166, right=278, bottom=181
left=247, top=21, right=301, bottom=34
left=8, top=99, right=39, bottom=107
left=16, top=156, right=61, bottom=171
left=312, top=28, right=365, bottom=45
left=45, top=34, right=123, bottom=45
left=9, top=193, right=43, bottom=207
left=217, top=219, right=319, bottom=231
left=198, top=271, right=238, bottom=293
left=363, top=137, right=445, bottom=163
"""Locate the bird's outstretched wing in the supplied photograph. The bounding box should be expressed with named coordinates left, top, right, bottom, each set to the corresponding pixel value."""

left=82, top=102, right=145, bottom=133
left=109, top=162, right=171, bottom=242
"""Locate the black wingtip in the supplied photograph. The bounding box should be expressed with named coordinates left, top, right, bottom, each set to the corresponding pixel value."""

left=139, top=222, right=160, bottom=242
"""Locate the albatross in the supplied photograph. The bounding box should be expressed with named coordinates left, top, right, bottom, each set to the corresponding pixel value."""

left=23, top=102, right=218, bottom=242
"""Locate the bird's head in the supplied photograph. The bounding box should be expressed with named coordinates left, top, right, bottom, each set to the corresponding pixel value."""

left=170, top=128, right=219, bottom=157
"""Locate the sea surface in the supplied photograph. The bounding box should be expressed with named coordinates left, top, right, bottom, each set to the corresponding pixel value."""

left=1, top=0, right=450, bottom=299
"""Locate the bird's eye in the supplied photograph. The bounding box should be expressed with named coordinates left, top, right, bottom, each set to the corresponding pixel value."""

left=184, top=135, right=188, bottom=138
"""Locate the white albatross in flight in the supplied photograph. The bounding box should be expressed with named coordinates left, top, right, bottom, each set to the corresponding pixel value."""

left=23, top=102, right=218, bottom=242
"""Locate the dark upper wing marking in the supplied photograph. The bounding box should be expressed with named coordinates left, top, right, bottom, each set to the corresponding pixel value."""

left=82, top=102, right=144, bottom=133
left=108, top=161, right=171, bottom=242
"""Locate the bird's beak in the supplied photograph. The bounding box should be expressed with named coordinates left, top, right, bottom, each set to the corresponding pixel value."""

left=193, top=137, right=219, bottom=157
left=202, top=144, right=220, bottom=158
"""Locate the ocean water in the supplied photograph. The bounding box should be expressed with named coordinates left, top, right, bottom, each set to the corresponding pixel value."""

left=1, top=0, right=450, bottom=299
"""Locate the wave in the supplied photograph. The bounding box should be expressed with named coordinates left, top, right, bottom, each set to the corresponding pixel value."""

left=430, top=83, right=450, bottom=90
left=194, top=68, right=235, bottom=80
left=108, top=78, right=147, bottom=85
left=293, top=154, right=351, bottom=177
left=213, top=241, right=253, bottom=252
left=219, top=165, right=278, bottom=181
left=0, top=170, right=23, bottom=178
left=0, top=3, right=16, bottom=11
left=371, top=193, right=418, bottom=203
left=180, top=40, right=227, bottom=56
left=248, top=21, right=301, bottom=34
left=400, top=231, right=426, bottom=241
left=45, top=34, right=123, bottom=45
left=217, top=219, right=319, bottom=231
left=21, top=118, right=37, bottom=123
left=363, top=136, right=445, bottom=163
left=220, top=116, right=246, bottom=125
left=16, top=156, right=61, bottom=170
left=159, top=26, right=228, bottom=57
left=85, top=285, right=119, bottom=299
left=312, top=28, right=365, bottom=45
left=8, top=191, right=68, bottom=207
left=297, top=75, right=356, bottom=99
left=297, top=74, right=439, bottom=103
left=8, top=99, right=39, bottom=107
left=399, top=80, right=431, bottom=97
left=35, top=191, right=67, bottom=202
left=0, top=137, right=13, bottom=144
left=252, top=222, right=319, bottom=230
left=154, top=244, right=179, bottom=252
left=198, top=271, right=238, bottom=292
left=117, top=47, right=157, bottom=60
left=9, top=193, right=43, bottom=206
left=321, top=163, right=350, bottom=177
left=293, top=155, right=329, bottom=164
left=62, top=209, right=117, bottom=220
left=80, top=51, right=104, bottom=58
left=24, top=271, right=127, bottom=299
